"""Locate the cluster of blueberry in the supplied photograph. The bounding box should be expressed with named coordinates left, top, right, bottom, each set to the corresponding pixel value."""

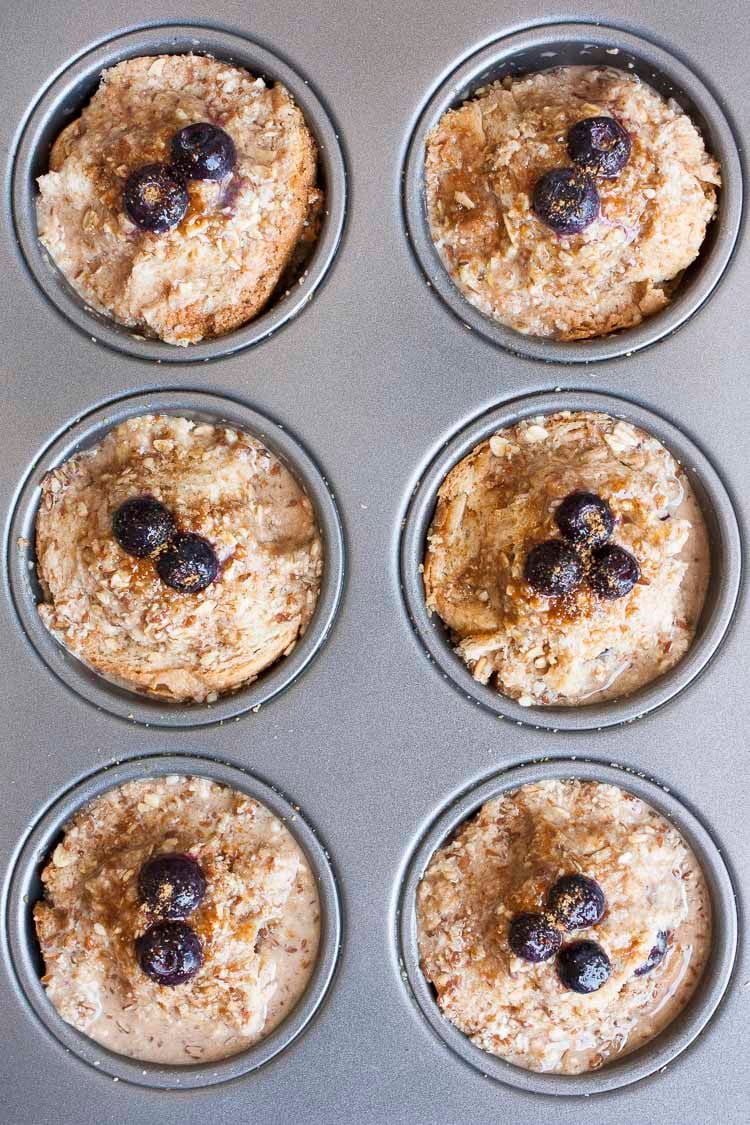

left=123, top=122, right=237, bottom=233
left=509, top=873, right=668, bottom=993
left=135, top=853, right=207, bottom=986
left=532, top=115, right=633, bottom=236
left=509, top=874, right=610, bottom=994
left=112, top=495, right=219, bottom=593
left=524, top=490, right=641, bottom=600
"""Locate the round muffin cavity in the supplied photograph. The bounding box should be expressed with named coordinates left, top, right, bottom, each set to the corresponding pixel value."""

left=423, top=410, right=710, bottom=707
left=425, top=66, right=720, bottom=341
left=36, top=54, right=322, bottom=345
left=35, top=414, right=323, bottom=702
left=34, top=776, right=320, bottom=1065
left=417, top=779, right=711, bottom=1075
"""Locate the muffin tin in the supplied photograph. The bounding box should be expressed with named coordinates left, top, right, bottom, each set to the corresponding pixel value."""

left=6, top=755, right=341, bottom=1088
left=0, top=5, right=747, bottom=1125
left=403, top=23, right=743, bottom=363
left=401, top=390, right=741, bottom=730
left=8, top=391, right=345, bottom=726
left=11, top=26, right=347, bottom=362
left=398, top=760, right=737, bottom=1095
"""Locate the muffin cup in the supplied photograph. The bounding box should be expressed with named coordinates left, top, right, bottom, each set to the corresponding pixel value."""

left=3, top=753, right=342, bottom=1089
left=399, top=389, right=741, bottom=731
left=396, top=758, right=738, bottom=1095
left=10, top=23, right=348, bottom=362
left=403, top=22, right=742, bottom=363
left=7, top=390, right=346, bottom=727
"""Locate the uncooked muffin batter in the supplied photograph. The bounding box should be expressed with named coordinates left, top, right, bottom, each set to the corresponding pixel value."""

left=423, top=411, right=709, bottom=706
left=35, top=414, right=323, bottom=702
left=34, top=776, right=320, bottom=1064
left=425, top=66, right=720, bottom=340
left=417, top=779, right=711, bottom=1074
left=36, top=54, right=322, bottom=345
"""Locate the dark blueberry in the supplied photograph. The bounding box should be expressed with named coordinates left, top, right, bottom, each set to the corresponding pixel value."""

left=548, top=874, right=606, bottom=931
left=171, top=123, right=236, bottom=181
left=568, top=116, right=632, bottom=179
left=557, top=940, right=611, bottom=994
left=123, top=163, right=188, bottom=233
left=555, top=491, right=614, bottom=549
left=135, top=920, right=203, bottom=986
left=138, top=853, right=206, bottom=920
left=588, top=544, right=640, bottom=599
left=635, top=931, right=668, bottom=977
left=112, top=496, right=176, bottom=558
left=524, top=539, right=585, bottom=597
left=532, top=168, right=600, bottom=235
left=508, top=912, right=562, bottom=962
left=155, top=532, right=219, bottom=593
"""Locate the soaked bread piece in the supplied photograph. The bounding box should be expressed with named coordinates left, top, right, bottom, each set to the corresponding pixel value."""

left=35, top=777, right=320, bottom=1064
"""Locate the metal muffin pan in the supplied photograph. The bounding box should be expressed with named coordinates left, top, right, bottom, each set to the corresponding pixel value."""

left=403, top=22, right=743, bottom=364
left=6, top=389, right=345, bottom=727
left=400, top=389, right=742, bottom=731
left=397, top=758, right=738, bottom=1095
left=4, top=753, right=342, bottom=1089
left=11, top=24, right=348, bottom=363
left=0, top=3, right=748, bottom=1124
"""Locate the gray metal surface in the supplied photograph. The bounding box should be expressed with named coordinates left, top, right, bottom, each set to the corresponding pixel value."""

left=0, top=3, right=747, bottom=1124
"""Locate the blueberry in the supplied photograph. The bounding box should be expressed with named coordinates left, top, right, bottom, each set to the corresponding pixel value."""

left=635, top=930, right=668, bottom=977
left=555, top=491, right=614, bottom=550
left=588, top=544, right=640, bottom=599
left=135, top=920, right=203, bottom=986
left=112, top=496, right=176, bottom=558
left=568, top=116, right=632, bottom=179
left=155, top=533, right=219, bottom=593
left=138, top=853, right=206, bottom=920
left=508, top=912, right=562, bottom=962
left=557, top=940, right=611, bottom=994
left=548, top=874, right=606, bottom=931
left=123, top=163, right=188, bottom=233
left=524, top=539, right=584, bottom=597
left=532, top=168, right=600, bottom=235
left=171, top=123, right=236, bottom=181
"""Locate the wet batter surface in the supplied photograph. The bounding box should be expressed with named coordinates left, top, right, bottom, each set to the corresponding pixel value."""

left=425, top=66, right=720, bottom=340
left=417, top=779, right=711, bottom=1074
left=423, top=411, right=710, bottom=707
left=34, top=776, right=321, bottom=1065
